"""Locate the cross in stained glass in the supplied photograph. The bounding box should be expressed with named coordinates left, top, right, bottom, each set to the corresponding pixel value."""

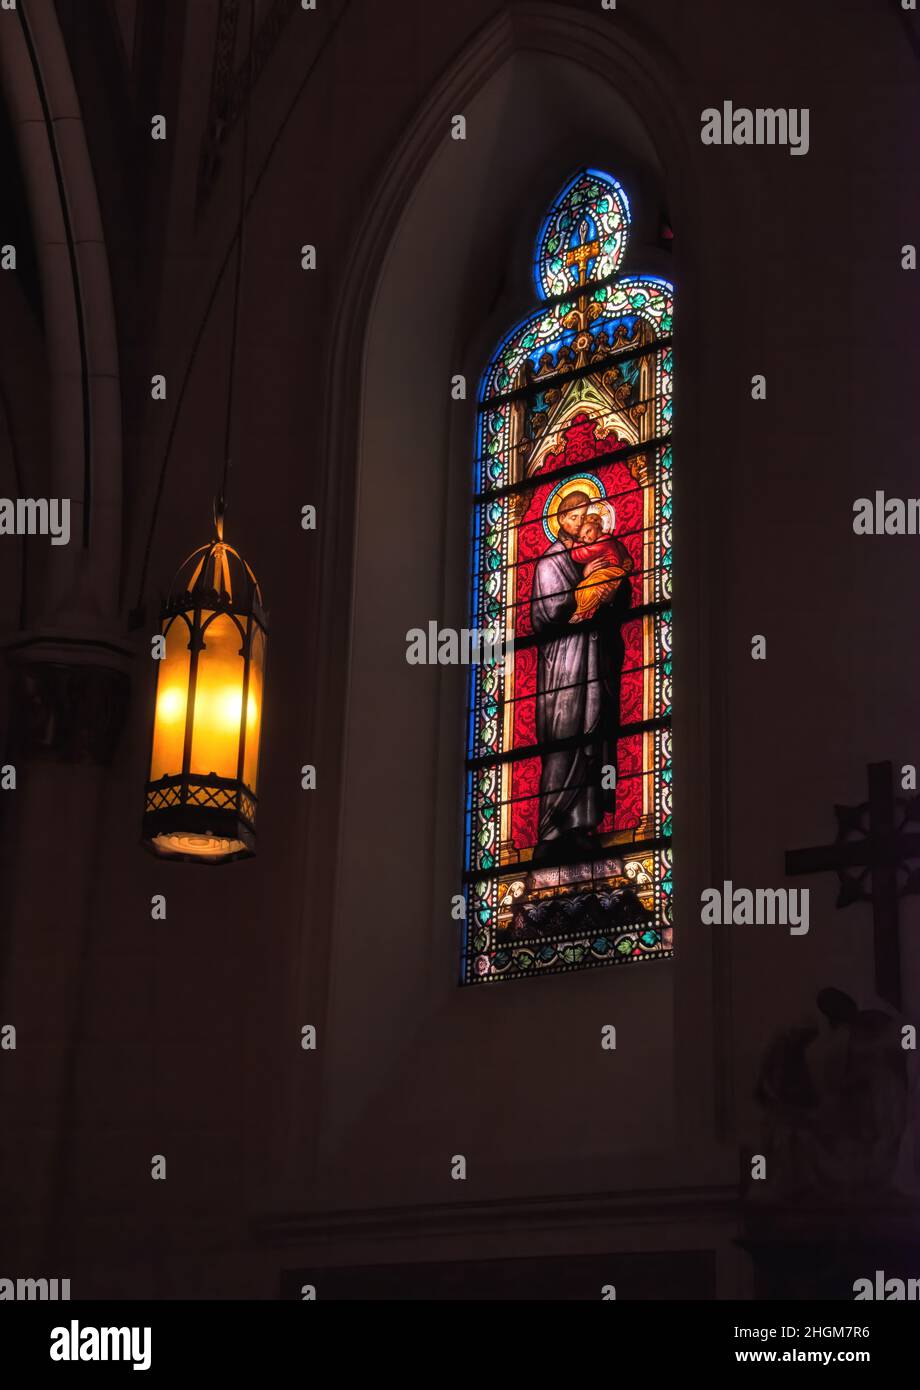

left=785, top=761, right=920, bottom=1008
left=565, top=219, right=600, bottom=285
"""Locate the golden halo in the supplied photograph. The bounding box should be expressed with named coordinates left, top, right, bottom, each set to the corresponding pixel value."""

left=544, top=474, right=604, bottom=541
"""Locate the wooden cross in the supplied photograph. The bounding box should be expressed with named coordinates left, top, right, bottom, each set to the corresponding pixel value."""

left=565, top=219, right=600, bottom=286
left=785, top=760, right=920, bottom=1009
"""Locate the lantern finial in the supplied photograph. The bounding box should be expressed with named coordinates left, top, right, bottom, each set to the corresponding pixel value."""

left=213, top=491, right=226, bottom=543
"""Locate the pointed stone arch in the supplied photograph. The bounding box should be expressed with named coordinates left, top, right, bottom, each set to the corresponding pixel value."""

left=0, top=0, right=123, bottom=633
left=283, top=2, right=741, bottom=1202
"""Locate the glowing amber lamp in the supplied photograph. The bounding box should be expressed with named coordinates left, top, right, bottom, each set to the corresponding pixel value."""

left=143, top=510, right=267, bottom=863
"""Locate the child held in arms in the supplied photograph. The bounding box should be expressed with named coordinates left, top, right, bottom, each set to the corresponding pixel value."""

left=570, top=503, right=633, bottom=622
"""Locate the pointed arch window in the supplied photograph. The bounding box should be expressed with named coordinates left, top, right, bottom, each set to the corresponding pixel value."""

left=463, top=170, right=674, bottom=983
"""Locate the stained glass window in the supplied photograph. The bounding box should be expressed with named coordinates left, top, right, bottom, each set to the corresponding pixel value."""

left=462, top=169, right=674, bottom=983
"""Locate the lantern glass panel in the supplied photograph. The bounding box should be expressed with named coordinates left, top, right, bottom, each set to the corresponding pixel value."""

left=149, top=615, right=192, bottom=781
left=243, top=623, right=265, bottom=793
left=190, top=611, right=245, bottom=779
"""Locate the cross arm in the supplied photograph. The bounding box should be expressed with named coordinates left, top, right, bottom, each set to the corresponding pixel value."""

left=785, top=832, right=920, bottom=877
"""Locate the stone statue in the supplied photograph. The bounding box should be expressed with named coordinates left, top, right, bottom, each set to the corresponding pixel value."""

left=751, top=988, right=916, bottom=1201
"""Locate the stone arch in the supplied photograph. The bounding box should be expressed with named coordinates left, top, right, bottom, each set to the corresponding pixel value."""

left=0, top=0, right=123, bottom=634
left=286, top=3, right=743, bottom=1197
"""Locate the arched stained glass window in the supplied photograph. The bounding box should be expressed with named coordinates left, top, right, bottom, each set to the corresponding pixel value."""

left=463, top=169, right=674, bottom=983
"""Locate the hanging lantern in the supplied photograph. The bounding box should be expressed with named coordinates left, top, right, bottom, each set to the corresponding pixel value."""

left=142, top=505, right=267, bottom=864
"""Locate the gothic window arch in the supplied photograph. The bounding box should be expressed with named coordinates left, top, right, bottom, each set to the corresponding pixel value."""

left=463, top=169, right=674, bottom=983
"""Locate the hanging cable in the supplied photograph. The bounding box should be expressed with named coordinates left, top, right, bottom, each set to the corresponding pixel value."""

left=132, top=1, right=352, bottom=622
left=218, top=0, right=257, bottom=526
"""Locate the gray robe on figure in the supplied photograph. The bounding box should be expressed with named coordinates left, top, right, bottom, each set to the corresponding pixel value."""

left=530, top=540, right=625, bottom=847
